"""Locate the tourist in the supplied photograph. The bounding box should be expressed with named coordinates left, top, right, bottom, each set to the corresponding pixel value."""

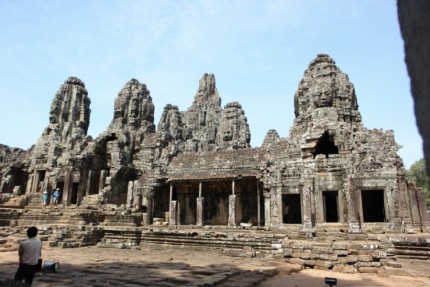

left=14, top=226, right=42, bottom=286
left=42, top=190, right=49, bottom=208
left=52, top=188, right=60, bottom=207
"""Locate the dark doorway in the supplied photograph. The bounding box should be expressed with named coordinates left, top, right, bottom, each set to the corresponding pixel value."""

left=153, top=185, right=170, bottom=219
left=313, top=131, right=339, bottom=158
left=90, top=171, right=100, bottom=195
left=361, top=190, right=385, bottom=222
left=202, top=188, right=229, bottom=225
left=38, top=170, right=46, bottom=182
left=282, top=194, right=302, bottom=224
left=71, top=183, right=79, bottom=205
left=323, top=191, right=339, bottom=222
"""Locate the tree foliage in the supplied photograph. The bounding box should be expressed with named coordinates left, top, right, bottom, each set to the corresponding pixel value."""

left=406, top=159, right=430, bottom=207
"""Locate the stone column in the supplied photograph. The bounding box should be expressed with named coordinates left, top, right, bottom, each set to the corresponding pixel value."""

left=169, top=200, right=178, bottom=225
left=346, top=175, right=360, bottom=232
left=257, top=180, right=261, bottom=227
left=142, top=189, right=154, bottom=225
left=196, top=182, right=204, bottom=226
left=264, top=190, right=271, bottom=227
left=302, top=183, right=313, bottom=231
left=196, top=197, right=204, bottom=226
left=25, top=174, right=34, bottom=195
left=228, top=194, right=237, bottom=227
left=30, top=170, right=41, bottom=194
left=416, top=188, right=430, bottom=232
left=126, top=181, right=134, bottom=209
left=63, top=169, right=73, bottom=206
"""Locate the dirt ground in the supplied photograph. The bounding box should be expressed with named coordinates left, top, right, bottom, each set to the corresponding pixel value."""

left=1, top=245, right=430, bottom=287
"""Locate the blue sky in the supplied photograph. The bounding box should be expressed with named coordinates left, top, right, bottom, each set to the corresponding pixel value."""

left=0, top=1, right=422, bottom=169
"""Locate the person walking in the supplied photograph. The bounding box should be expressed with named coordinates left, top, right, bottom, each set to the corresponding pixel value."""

left=42, top=190, right=49, bottom=208
left=14, top=226, right=42, bottom=286
left=52, top=188, right=60, bottom=207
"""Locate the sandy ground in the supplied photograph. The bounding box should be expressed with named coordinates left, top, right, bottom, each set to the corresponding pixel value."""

left=1, top=245, right=430, bottom=287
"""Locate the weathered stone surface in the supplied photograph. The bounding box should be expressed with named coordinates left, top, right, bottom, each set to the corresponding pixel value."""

left=0, top=54, right=430, bottom=276
left=398, top=1, right=430, bottom=179
left=216, top=102, right=250, bottom=150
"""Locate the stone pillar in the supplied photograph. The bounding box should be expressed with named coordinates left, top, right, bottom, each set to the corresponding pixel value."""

left=126, top=181, right=134, bottom=209
left=30, top=171, right=41, bottom=194
left=25, top=174, right=34, bottom=195
left=416, top=188, right=430, bottom=232
left=142, top=189, right=154, bottom=225
left=264, top=190, right=271, bottom=227
left=170, top=201, right=178, bottom=225
left=346, top=175, right=360, bottom=232
left=196, top=197, right=204, bottom=226
left=196, top=182, right=204, bottom=226
left=257, top=180, right=261, bottom=227
left=85, top=170, right=92, bottom=196
left=399, top=177, right=414, bottom=232
left=63, top=169, right=73, bottom=206
left=302, top=183, right=313, bottom=231
left=136, top=189, right=142, bottom=211
left=228, top=194, right=237, bottom=227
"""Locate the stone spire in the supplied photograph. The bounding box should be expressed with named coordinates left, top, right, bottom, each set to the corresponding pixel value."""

left=157, top=104, right=185, bottom=142
left=109, top=79, right=155, bottom=134
left=293, top=54, right=361, bottom=128
left=216, top=102, right=250, bottom=150
left=31, top=76, right=91, bottom=167
left=183, top=73, right=222, bottom=152
left=26, top=77, right=91, bottom=194
left=96, top=79, right=156, bottom=168
left=286, top=54, right=364, bottom=159
left=46, top=77, right=91, bottom=144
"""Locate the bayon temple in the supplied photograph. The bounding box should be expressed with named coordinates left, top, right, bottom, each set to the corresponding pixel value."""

left=1, top=54, right=430, bottom=272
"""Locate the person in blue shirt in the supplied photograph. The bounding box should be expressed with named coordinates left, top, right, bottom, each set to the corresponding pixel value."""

left=42, top=191, right=49, bottom=208
left=52, top=188, right=60, bottom=207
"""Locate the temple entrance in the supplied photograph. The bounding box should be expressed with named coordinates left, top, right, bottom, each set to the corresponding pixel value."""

left=282, top=194, right=302, bottom=224
left=153, top=186, right=170, bottom=220
left=71, top=182, right=79, bottom=204
left=34, top=170, right=46, bottom=193
left=323, top=191, right=339, bottom=222
left=361, top=189, right=385, bottom=222
left=202, top=188, right=229, bottom=225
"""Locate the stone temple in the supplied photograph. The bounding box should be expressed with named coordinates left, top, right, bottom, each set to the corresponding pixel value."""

left=1, top=54, right=429, bottom=273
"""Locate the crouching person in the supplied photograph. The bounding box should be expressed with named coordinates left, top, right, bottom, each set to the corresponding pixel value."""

left=14, top=226, right=42, bottom=286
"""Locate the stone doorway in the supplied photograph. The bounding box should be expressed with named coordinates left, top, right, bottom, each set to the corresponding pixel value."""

left=282, top=194, right=302, bottom=224
left=361, top=189, right=386, bottom=222
left=71, top=182, right=79, bottom=204
left=323, top=191, right=339, bottom=222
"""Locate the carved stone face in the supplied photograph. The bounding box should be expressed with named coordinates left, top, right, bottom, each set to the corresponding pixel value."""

left=312, top=85, right=334, bottom=108
left=130, top=98, right=139, bottom=118
left=223, top=129, right=233, bottom=141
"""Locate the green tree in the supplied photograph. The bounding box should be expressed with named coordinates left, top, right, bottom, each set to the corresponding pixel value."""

left=406, top=159, right=430, bottom=207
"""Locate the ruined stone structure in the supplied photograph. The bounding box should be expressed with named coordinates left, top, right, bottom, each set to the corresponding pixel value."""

left=2, top=54, right=430, bottom=275
left=1, top=54, right=428, bottom=234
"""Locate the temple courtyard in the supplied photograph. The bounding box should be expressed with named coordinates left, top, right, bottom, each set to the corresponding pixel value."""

left=1, top=245, right=430, bottom=287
